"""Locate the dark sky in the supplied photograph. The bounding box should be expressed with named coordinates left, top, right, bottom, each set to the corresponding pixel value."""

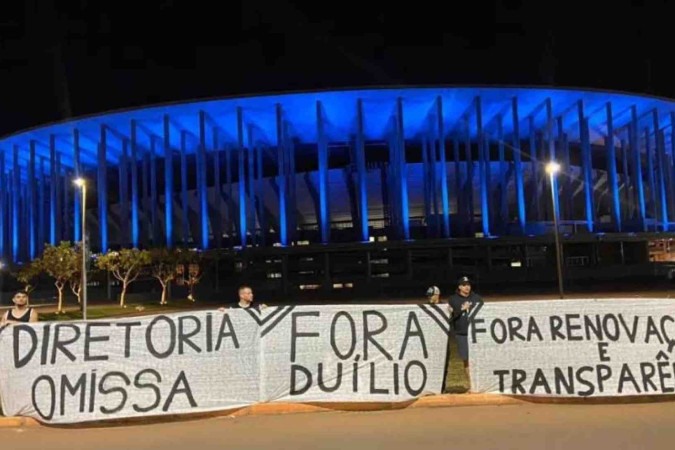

left=1, top=0, right=673, bottom=136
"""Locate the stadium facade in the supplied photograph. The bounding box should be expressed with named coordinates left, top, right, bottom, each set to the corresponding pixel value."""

left=2, top=87, right=675, bottom=292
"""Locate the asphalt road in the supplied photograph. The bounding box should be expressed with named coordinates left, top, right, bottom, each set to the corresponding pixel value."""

left=2, top=401, right=675, bottom=450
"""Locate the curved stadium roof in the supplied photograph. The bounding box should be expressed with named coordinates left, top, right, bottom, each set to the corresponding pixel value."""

left=1, top=86, right=674, bottom=170
left=1, top=86, right=675, bottom=263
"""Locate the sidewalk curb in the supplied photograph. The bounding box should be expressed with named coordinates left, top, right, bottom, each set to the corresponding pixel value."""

left=2, top=393, right=674, bottom=428
left=0, top=416, right=40, bottom=428
left=0, top=394, right=524, bottom=428
left=234, top=394, right=527, bottom=418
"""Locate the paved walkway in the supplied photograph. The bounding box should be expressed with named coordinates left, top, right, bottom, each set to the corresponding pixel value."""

left=2, top=401, right=675, bottom=450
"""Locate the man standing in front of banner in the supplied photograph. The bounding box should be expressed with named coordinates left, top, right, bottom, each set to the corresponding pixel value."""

left=219, top=284, right=267, bottom=312
left=449, top=276, right=483, bottom=391
left=426, top=285, right=441, bottom=304
left=0, top=291, right=38, bottom=326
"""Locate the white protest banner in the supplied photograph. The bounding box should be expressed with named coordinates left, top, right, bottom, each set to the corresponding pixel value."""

left=0, top=304, right=451, bottom=424
left=470, top=299, right=675, bottom=397
left=0, top=310, right=260, bottom=424
left=260, top=305, right=451, bottom=402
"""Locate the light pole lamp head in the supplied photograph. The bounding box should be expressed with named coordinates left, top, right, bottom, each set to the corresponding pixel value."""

left=73, top=177, right=86, bottom=188
left=545, top=161, right=561, bottom=175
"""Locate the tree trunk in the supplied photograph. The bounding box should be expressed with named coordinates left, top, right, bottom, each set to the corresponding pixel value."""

left=70, top=282, right=82, bottom=305
left=57, top=286, right=64, bottom=313
left=160, top=282, right=168, bottom=305
left=188, top=283, right=195, bottom=301
left=120, top=283, right=128, bottom=307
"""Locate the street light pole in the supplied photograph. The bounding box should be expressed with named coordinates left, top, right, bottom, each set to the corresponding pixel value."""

left=74, top=178, right=88, bottom=320
left=0, top=261, right=5, bottom=306
left=546, top=162, right=564, bottom=299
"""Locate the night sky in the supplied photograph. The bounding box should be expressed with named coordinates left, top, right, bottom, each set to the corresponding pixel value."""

left=1, top=0, right=673, bottom=137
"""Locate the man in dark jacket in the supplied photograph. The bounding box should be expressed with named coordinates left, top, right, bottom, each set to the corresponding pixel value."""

left=448, top=276, right=483, bottom=390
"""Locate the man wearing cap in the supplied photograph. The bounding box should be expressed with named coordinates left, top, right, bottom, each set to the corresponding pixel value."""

left=426, top=286, right=441, bottom=304
left=449, top=276, right=483, bottom=390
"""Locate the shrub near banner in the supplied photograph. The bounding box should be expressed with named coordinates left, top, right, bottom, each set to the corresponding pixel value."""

left=0, top=304, right=452, bottom=424
left=469, top=299, right=675, bottom=397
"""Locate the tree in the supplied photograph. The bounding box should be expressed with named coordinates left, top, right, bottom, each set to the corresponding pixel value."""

left=68, top=243, right=85, bottom=304
left=41, top=242, right=78, bottom=314
left=178, top=249, right=204, bottom=302
left=13, top=259, right=43, bottom=293
left=150, top=248, right=180, bottom=305
left=96, top=248, right=151, bottom=307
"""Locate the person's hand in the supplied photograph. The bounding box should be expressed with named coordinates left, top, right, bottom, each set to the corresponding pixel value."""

left=461, top=301, right=471, bottom=312
left=260, top=303, right=268, bottom=310
left=218, top=307, right=228, bottom=314
left=447, top=305, right=453, bottom=314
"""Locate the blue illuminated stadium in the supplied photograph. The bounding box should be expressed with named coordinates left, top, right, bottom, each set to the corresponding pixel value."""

left=1, top=86, right=675, bottom=264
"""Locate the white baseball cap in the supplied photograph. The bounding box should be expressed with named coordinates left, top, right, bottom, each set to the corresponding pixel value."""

left=426, top=286, right=441, bottom=297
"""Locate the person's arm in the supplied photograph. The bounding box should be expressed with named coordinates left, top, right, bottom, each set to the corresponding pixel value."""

left=464, top=295, right=483, bottom=319
left=0, top=311, right=7, bottom=326
left=29, top=308, right=39, bottom=323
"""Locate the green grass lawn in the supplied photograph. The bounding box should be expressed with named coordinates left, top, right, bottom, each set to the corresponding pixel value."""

left=38, top=298, right=203, bottom=322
